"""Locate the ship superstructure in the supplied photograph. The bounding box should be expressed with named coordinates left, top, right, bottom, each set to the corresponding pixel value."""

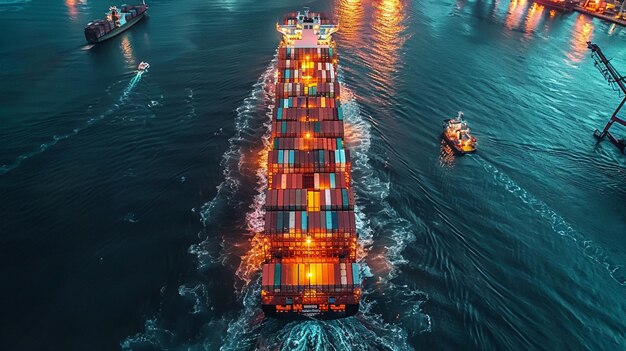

left=260, top=9, right=361, bottom=318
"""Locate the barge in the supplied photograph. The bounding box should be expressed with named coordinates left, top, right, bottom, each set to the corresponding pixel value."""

left=260, top=9, right=362, bottom=319
left=84, top=2, right=148, bottom=44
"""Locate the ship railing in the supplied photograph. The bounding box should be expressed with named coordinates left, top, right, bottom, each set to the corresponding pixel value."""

left=263, top=231, right=356, bottom=238
left=266, top=248, right=356, bottom=260
left=262, top=284, right=360, bottom=294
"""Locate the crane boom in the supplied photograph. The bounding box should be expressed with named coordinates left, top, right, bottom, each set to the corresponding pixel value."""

left=587, top=41, right=626, bottom=153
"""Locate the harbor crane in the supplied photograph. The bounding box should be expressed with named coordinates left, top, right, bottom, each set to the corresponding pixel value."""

left=587, top=41, right=626, bottom=153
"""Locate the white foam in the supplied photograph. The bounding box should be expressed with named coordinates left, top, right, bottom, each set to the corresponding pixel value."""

left=178, top=283, right=210, bottom=314
left=341, top=84, right=430, bottom=336
left=123, top=212, right=138, bottom=223
left=121, top=318, right=174, bottom=350
left=219, top=81, right=431, bottom=350
left=184, top=88, right=196, bottom=119
left=342, top=86, right=419, bottom=272
left=236, top=84, right=274, bottom=289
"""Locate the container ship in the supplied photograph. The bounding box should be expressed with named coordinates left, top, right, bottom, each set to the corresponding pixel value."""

left=260, top=9, right=362, bottom=318
left=84, top=2, right=148, bottom=44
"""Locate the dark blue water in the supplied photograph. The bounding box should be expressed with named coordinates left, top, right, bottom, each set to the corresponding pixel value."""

left=1, top=0, right=625, bottom=350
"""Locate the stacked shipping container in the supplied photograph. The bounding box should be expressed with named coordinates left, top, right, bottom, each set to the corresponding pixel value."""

left=261, top=11, right=361, bottom=318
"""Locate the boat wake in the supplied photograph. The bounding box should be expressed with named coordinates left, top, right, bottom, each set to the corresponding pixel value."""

left=184, top=88, right=197, bottom=120
left=122, top=70, right=144, bottom=100
left=219, top=83, right=430, bottom=350
left=121, top=56, right=279, bottom=351
left=0, top=70, right=147, bottom=177
left=474, top=155, right=626, bottom=286
left=122, top=59, right=430, bottom=351
left=0, top=0, right=31, bottom=12
left=188, top=56, right=278, bottom=273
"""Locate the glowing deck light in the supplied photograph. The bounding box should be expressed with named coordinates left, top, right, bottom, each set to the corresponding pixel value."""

left=305, top=132, right=311, bottom=139
left=306, top=237, right=312, bottom=244
left=307, top=272, right=312, bottom=278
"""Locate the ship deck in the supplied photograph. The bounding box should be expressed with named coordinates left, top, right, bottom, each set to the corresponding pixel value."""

left=294, top=29, right=324, bottom=48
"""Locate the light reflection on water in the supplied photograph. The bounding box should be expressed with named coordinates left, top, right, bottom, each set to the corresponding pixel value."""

left=523, top=3, right=544, bottom=36
left=567, top=14, right=594, bottom=63
left=370, top=0, right=407, bottom=103
left=337, top=0, right=364, bottom=44
left=505, top=0, right=529, bottom=30
left=65, top=0, right=87, bottom=19
left=120, top=35, right=136, bottom=67
left=65, top=0, right=78, bottom=17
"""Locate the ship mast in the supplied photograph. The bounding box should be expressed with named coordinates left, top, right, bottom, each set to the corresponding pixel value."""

left=587, top=41, right=626, bottom=153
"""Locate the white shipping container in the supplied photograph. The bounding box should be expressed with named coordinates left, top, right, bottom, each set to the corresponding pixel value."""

left=289, top=211, right=295, bottom=229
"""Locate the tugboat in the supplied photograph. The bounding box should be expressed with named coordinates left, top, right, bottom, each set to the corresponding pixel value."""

left=84, top=2, right=148, bottom=44
left=442, top=112, right=477, bottom=154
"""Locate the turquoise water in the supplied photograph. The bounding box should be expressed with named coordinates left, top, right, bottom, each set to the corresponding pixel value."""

left=1, top=0, right=625, bottom=350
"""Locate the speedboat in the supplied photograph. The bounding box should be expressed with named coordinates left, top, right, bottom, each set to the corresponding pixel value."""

left=138, top=61, right=150, bottom=71
left=442, top=111, right=477, bottom=154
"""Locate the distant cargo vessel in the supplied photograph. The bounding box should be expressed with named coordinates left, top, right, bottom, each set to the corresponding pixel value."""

left=84, top=2, right=148, bottom=43
left=260, top=9, right=362, bottom=318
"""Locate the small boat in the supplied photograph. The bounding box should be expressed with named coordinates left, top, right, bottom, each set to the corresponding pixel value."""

left=137, top=62, right=150, bottom=71
left=84, top=2, right=148, bottom=44
left=442, top=112, right=477, bottom=154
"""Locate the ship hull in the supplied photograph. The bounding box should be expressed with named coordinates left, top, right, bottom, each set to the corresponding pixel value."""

left=261, top=10, right=361, bottom=319
left=442, top=119, right=476, bottom=155
left=86, top=12, right=146, bottom=44
left=443, top=134, right=476, bottom=154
